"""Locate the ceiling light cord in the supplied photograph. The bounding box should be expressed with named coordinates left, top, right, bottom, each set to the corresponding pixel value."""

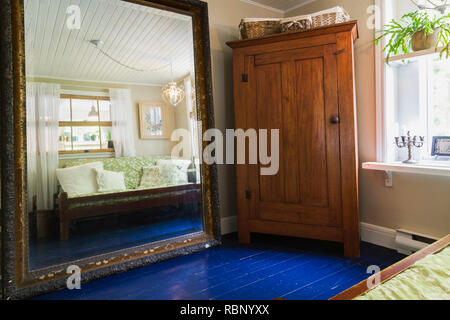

left=90, top=40, right=172, bottom=73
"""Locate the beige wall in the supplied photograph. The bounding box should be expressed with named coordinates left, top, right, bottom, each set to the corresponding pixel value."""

left=128, top=85, right=176, bottom=157
left=205, top=0, right=283, bottom=218
left=286, top=0, right=450, bottom=237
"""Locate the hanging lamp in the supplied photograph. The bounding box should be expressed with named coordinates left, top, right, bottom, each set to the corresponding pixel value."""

left=162, top=63, right=185, bottom=107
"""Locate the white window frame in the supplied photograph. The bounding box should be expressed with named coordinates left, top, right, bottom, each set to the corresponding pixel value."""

left=367, top=0, right=450, bottom=180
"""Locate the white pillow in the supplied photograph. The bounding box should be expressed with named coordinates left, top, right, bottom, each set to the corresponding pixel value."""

left=56, top=162, right=104, bottom=197
left=156, top=159, right=191, bottom=172
left=96, top=169, right=127, bottom=193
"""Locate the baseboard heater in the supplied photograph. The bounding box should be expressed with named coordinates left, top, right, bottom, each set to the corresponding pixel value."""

left=395, top=229, right=439, bottom=255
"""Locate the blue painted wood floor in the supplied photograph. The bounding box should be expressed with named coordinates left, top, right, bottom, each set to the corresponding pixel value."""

left=35, top=233, right=405, bottom=300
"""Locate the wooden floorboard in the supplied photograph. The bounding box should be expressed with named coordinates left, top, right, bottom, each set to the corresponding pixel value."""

left=34, top=233, right=405, bottom=300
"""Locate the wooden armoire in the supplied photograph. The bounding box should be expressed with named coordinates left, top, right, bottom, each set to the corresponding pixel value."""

left=227, top=21, right=360, bottom=257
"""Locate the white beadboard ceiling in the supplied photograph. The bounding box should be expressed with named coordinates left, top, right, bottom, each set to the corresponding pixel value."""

left=25, top=0, right=195, bottom=86
left=241, top=0, right=317, bottom=14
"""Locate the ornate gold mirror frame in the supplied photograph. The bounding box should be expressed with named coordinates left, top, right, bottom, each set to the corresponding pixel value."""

left=0, top=0, right=220, bottom=299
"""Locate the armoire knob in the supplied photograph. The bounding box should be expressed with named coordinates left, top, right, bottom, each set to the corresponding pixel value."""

left=330, top=116, right=340, bottom=124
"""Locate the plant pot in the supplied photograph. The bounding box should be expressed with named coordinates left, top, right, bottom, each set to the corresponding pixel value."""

left=411, top=29, right=439, bottom=51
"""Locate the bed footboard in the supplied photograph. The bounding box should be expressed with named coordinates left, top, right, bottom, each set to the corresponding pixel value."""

left=56, top=184, right=202, bottom=241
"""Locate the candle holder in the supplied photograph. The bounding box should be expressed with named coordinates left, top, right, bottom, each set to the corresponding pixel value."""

left=395, top=131, right=425, bottom=164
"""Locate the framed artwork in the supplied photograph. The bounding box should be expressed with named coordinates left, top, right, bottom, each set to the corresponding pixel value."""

left=431, top=136, right=450, bottom=156
left=138, top=101, right=174, bottom=139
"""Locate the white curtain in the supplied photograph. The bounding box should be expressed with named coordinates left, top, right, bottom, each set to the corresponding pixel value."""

left=184, top=76, right=201, bottom=163
left=109, top=88, right=136, bottom=158
left=26, top=82, right=60, bottom=211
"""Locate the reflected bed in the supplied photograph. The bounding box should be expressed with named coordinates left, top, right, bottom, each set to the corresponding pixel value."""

left=52, top=156, right=201, bottom=240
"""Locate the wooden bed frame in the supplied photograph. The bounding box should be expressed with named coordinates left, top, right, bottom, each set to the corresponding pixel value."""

left=55, top=184, right=202, bottom=241
left=331, top=234, right=450, bottom=300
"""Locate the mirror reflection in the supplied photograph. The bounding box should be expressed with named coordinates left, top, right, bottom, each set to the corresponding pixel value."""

left=25, top=0, right=203, bottom=270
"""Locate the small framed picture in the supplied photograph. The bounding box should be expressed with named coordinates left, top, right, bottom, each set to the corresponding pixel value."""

left=431, top=136, right=450, bottom=156
left=138, top=101, right=174, bottom=140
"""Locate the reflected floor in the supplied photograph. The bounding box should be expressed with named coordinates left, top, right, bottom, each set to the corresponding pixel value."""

left=29, top=208, right=203, bottom=270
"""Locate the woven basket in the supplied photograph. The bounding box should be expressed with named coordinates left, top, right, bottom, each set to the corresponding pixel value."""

left=239, top=18, right=282, bottom=40
left=281, top=15, right=312, bottom=33
left=311, top=6, right=350, bottom=28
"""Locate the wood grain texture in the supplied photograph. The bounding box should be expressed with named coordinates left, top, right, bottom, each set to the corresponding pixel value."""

left=234, top=53, right=250, bottom=244
left=336, top=31, right=360, bottom=258
left=33, top=234, right=406, bottom=300
left=229, top=23, right=359, bottom=257
left=296, top=57, right=328, bottom=208
left=255, top=63, right=284, bottom=203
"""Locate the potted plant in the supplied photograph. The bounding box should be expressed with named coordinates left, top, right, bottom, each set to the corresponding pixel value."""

left=375, top=11, right=450, bottom=62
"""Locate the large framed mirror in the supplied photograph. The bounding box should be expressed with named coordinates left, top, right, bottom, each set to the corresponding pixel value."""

left=1, top=0, right=219, bottom=299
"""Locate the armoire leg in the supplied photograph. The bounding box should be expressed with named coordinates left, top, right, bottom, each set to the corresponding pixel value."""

left=238, top=229, right=251, bottom=244
left=344, top=236, right=360, bottom=258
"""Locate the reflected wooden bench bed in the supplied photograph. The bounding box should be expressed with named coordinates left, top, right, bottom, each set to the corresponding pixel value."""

left=331, top=234, right=450, bottom=300
left=55, top=184, right=202, bottom=241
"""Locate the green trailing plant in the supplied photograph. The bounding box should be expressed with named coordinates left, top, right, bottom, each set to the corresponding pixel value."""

left=374, top=11, right=450, bottom=62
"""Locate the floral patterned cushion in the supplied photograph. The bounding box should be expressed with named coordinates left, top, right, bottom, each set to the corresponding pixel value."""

left=139, top=166, right=167, bottom=189
left=61, top=156, right=171, bottom=190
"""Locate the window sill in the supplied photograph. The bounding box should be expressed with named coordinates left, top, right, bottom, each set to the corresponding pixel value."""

left=387, top=46, right=445, bottom=64
left=59, top=152, right=115, bottom=160
left=362, top=161, right=450, bottom=177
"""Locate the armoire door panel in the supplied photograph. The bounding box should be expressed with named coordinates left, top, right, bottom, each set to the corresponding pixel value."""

left=295, top=57, right=329, bottom=208
left=258, top=202, right=332, bottom=226
left=255, top=63, right=285, bottom=203
left=247, top=44, right=342, bottom=228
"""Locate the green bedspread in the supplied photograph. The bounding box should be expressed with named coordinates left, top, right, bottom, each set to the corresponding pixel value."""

left=356, top=246, right=450, bottom=300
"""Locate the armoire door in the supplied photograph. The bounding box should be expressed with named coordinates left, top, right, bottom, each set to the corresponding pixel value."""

left=244, top=44, right=342, bottom=228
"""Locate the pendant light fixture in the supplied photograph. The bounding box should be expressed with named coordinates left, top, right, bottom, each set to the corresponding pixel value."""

left=88, top=103, right=99, bottom=121
left=162, top=63, right=185, bottom=107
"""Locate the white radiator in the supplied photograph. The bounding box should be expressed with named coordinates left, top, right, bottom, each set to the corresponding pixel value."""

left=395, top=229, right=439, bottom=255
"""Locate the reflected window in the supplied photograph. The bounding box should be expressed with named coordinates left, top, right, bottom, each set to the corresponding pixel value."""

left=58, top=95, right=113, bottom=154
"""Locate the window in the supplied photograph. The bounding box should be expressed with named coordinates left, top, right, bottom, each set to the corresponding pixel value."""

left=385, top=56, right=450, bottom=162
left=428, top=58, right=450, bottom=140
left=376, top=0, right=450, bottom=163
left=58, top=95, right=113, bottom=154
